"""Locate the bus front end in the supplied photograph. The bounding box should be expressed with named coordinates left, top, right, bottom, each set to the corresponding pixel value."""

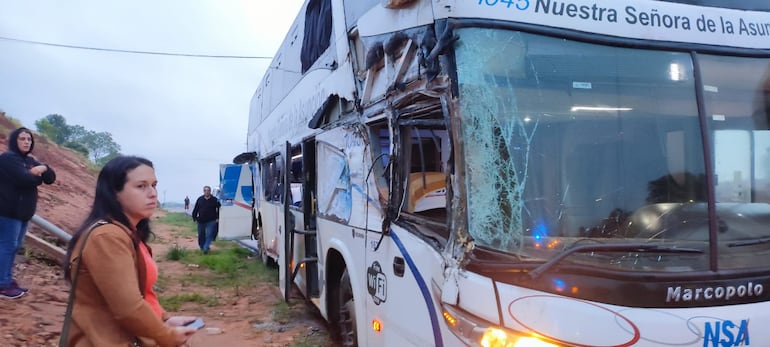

left=441, top=3, right=770, bottom=346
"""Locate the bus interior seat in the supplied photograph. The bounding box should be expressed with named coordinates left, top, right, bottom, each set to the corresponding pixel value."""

left=407, top=172, right=447, bottom=213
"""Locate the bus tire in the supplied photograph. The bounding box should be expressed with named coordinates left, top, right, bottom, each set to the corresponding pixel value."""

left=252, top=213, right=271, bottom=265
left=259, top=242, right=268, bottom=264
left=338, top=269, right=357, bottom=347
left=250, top=211, right=261, bottom=241
left=251, top=214, right=278, bottom=267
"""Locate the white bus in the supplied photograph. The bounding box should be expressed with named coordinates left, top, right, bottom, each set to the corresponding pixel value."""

left=216, top=163, right=254, bottom=240
left=237, top=0, right=770, bottom=346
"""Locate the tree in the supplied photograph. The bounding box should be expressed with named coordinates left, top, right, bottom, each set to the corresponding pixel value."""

left=96, top=150, right=121, bottom=167
left=62, top=124, right=91, bottom=156
left=35, top=114, right=70, bottom=144
left=63, top=141, right=89, bottom=157
left=34, top=114, right=122, bottom=166
left=82, top=131, right=121, bottom=165
left=67, top=124, right=90, bottom=142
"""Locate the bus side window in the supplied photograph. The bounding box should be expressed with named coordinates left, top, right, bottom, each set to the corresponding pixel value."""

left=403, top=126, right=449, bottom=221
left=368, top=122, right=391, bottom=205
left=263, top=155, right=285, bottom=203
left=290, top=146, right=303, bottom=208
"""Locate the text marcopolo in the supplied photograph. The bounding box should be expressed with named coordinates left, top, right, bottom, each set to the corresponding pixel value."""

left=666, top=282, right=764, bottom=302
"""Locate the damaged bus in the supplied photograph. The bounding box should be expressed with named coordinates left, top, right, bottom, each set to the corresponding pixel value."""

left=238, top=0, right=770, bottom=345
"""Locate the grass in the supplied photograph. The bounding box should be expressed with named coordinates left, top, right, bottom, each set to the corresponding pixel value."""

left=159, top=292, right=219, bottom=311
left=156, top=212, right=196, bottom=229
left=272, top=301, right=292, bottom=324
left=292, top=334, right=332, bottom=347
left=155, top=212, right=333, bottom=347
left=165, top=244, right=189, bottom=261
left=166, top=243, right=277, bottom=286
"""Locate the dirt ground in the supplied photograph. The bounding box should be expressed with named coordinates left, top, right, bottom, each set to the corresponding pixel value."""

left=151, top=212, right=334, bottom=347
left=0, top=212, right=334, bottom=347
left=0, top=114, right=334, bottom=346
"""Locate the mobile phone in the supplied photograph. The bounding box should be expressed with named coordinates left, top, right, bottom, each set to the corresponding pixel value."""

left=185, top=318, right=205, bottom=330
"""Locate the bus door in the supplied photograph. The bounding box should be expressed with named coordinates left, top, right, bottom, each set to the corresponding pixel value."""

left=300, top=139, right=320, bottom=301
left=249, top=161, right=261, bottom=241
left=283, top=140, right=321, bottom=303
left=278, top=143, right=292, bottom=300
left=278, top=142, right=304, bottom=301
left=259, top=154, right=285, bottom=265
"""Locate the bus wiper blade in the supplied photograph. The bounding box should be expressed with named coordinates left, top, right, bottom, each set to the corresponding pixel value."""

left=528, top=243, right=703, bottom=279
left=728, top=237, right=770, bottom=247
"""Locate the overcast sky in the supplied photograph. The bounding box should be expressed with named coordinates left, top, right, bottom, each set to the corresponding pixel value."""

left=0, top=0, right=304, bottom=204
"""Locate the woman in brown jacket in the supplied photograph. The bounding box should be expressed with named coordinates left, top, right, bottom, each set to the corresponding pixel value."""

left=63, top=156, right=197, bottom=346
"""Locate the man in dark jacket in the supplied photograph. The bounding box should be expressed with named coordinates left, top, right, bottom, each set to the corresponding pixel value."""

left=191, top=186, right=220, bottom=254
left=0, top=127, right=56, bottom=298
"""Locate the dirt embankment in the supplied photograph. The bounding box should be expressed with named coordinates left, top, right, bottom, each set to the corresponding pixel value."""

left=0, top=113, right=97, bottom=345
left=0, top=113, right=97, bottom=233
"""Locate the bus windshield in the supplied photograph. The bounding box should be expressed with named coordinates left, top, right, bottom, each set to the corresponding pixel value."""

left=454, top=27, right=770, bottom=272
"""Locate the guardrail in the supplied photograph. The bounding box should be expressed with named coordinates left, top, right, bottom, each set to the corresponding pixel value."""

left=27, top=214, right=71, bottom=265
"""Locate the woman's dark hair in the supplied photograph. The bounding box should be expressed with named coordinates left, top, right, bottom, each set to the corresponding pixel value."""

left=63, top=155, right=155, bottom=281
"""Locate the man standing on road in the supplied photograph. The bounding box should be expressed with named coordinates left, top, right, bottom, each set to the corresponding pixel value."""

left=184, top=196, right=190, bottom=212
left=191, top=186, right=220, bottom=254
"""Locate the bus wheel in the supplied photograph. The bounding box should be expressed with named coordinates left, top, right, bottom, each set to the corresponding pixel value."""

left=258, top=241, right=268, bottom=264
left=338, top=269, right=357, bottom=347
left=258, top=238, right=274, bottom=266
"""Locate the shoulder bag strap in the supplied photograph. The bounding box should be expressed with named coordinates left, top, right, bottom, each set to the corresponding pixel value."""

left=58, top=221, right=107, bottom=347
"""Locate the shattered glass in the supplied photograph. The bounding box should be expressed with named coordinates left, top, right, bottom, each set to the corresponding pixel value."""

left=453, top=27, right=770, bottom=272
left=454, top=32, right=534, bottom=251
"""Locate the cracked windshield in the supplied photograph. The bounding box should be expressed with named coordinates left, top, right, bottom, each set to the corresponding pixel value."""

left=454, top=28, right=770, bottom=272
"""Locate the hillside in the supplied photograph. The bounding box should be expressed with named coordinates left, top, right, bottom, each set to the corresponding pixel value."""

left=0, top=112, right=97, bottom=345
left=0, top=112, right=96, bottom=233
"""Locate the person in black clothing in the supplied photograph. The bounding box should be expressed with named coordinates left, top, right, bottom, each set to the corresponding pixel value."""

left=191, top=186, right=220, bottom=254
left=0, top=127, right=56, bottom=299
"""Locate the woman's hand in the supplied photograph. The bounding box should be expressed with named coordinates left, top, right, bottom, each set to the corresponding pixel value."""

left=165, top=316, right=198, bottom=327
left=170, top=326, right=197, bottom=346
left=29, top=165, right=48, bottom=176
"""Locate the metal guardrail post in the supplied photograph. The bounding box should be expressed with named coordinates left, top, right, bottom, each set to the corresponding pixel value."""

left=30, top=214, right=72, bottom=243
left=26, top=214, right=71, bottom=264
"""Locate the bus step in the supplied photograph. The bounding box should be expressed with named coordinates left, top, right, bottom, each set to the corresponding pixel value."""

left=291, top=257, right=319, bottom=281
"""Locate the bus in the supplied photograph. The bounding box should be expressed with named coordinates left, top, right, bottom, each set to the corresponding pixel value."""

left=216, top=163, right=254, bottom=240
left=236, top=0, right=770, bottom=346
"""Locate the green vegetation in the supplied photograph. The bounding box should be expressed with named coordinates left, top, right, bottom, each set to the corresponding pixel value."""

left=34, top=114, right=121, bottom=166
left=272, top=301, right=292, bottom=324
left=163, top=241, right=277, bottom=288
left=156, top=212, right=196, bottom=229
left=292, top=335, right=331, bottom=347
left=164, top=244, right=189, bottom=261
left=155, top=212, right=332, bottom=347
left=159, top=292, right=219, bottom=311
left=158, top=212, right=276, bottom=289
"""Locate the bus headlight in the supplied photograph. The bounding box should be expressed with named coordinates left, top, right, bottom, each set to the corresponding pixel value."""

left=441, top=303, right=560, bottom=347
